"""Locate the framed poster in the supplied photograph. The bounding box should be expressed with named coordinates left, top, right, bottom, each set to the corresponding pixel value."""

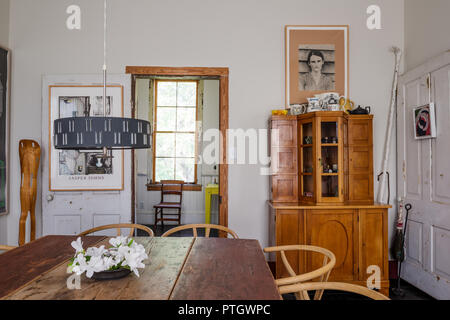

left=49, top=85, right=124, bottom=191
left=285, top=25, right=349, bottom=107
left=0, top=46, right=10, bottom=215
left=413, top=103, right=436, bottom=139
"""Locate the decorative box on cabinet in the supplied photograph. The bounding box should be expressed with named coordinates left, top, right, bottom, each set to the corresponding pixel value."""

left=268, top=202, right=391, bottom=296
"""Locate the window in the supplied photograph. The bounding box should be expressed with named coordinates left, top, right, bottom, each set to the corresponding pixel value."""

left=153, top=80, right=198, bottom=183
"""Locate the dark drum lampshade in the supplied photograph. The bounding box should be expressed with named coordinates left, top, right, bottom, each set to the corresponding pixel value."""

left=54, top=116, right=151, bottom=150
left=53, top=0, right=151, bottom=152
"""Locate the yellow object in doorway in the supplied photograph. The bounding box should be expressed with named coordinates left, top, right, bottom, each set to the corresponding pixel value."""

left=205, top=184, right=219, bottom=224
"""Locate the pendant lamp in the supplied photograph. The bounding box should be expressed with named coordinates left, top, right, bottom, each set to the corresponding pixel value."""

left=54, top=0, right=151, bottom=152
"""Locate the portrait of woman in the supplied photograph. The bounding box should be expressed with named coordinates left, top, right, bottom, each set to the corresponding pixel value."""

left=299, top=50, right=334, bottom=91
left=285, top=25, right=348, bottom=106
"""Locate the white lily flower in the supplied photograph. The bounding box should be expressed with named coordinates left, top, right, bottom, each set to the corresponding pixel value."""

left=71, top=237, right=84, bottom=254
left=109, top=236, right=129, bottom=248
left=86, top=245, right=106, bottom=258
left=68, top=236, right=147, bottom=278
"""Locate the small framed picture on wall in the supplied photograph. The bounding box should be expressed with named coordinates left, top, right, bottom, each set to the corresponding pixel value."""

left=413, top=103, right=437, bottom=139
left=285, top=25, right=349, bottom=107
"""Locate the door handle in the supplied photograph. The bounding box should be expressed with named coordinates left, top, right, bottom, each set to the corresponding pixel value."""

left=46, top=194, right=54, bottom=202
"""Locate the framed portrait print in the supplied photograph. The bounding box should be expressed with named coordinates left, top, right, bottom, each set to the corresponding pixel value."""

left=0, top=46, right=10, bottom=215
left=285, top=25, right=349, bottom=107
left=413, top=103, right=436, bottom=139
left=49, top=85, right=124, bottom=191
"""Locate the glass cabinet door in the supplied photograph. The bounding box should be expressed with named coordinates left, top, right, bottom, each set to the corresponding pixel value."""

left=300, top=120, right=314, bottom=201
left=318, top=117, right=343, bottom=202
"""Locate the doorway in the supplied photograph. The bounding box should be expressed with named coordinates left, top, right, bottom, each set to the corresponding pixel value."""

left=126, top=67, right=229, bottom=236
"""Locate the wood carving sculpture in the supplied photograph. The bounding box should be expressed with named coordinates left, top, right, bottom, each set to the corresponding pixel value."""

left=19, top=140, right=40, bottom=246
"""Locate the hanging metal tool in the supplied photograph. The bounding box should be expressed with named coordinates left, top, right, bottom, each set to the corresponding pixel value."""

left=376, top=47, right=402, bottom=204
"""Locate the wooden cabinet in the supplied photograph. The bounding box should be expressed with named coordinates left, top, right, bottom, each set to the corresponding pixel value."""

left=269, top=112, right=389, bottom=295
left=270, top=112, right=373, bottom=204
left=268, top=202, right=391, bottom=296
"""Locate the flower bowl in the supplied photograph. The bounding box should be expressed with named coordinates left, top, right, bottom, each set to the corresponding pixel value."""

left=91, top=268, right=131, bottom=281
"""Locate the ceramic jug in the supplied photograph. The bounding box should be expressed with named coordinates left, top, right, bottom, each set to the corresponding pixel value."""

left=339, top=96, right=355, bottom=113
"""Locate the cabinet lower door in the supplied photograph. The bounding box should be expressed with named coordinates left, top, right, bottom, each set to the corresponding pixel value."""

left=359, top=209, right=388, bottom=283
left=275, top=210, right=305, bottom=278
left=306, top=210, right=357, bottom=281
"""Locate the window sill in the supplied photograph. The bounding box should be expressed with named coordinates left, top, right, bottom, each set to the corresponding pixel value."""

left=146, top=183, right=202, bottom=192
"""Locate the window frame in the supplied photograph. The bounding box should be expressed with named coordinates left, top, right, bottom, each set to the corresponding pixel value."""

left=152, top=79, right=199, bottom=184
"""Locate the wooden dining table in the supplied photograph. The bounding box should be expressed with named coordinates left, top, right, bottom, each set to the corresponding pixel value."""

left=0, top=235, right=281, bottom=300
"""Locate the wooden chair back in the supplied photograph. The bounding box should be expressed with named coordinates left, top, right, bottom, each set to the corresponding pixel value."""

left=78, top=223, right=154, bottom=237
left=264, top=245, right=336, bottom=300
left=161, top=223, right=239, bottom=239
left=160, top=180, right=184, bottom=204
left=278, top=281, right=390, bottom=300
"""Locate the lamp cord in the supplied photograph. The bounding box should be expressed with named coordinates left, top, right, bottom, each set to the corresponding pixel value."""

left=103, top=0, right=107, bottom=117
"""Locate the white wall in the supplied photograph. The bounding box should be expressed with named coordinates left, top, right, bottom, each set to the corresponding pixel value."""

left=202, top=80, right=220, bottom=177
left=405, top=0, right=450, bottom=71
left=0, top=0, right=9, bottom=245
left=0, top=0, right=9, bottom=47
left=6, top=0, right=404, bottom=248
left=135, top=78, right=150, bottom=176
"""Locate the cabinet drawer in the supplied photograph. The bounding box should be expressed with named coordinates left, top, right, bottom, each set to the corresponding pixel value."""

left=271, top=147, right=298, bottom=174
left=271, top=175, right=298, bottom=202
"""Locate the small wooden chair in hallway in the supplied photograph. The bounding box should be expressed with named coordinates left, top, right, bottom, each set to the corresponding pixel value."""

left=161, top=223, right=239, bottom=238
left=154, top=180, right=184, bottom=227
left=78, top=223, right=154, bottom=237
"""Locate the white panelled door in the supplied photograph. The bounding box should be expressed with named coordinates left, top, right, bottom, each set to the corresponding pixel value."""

left=41, top=74, right=133, bottom=236
left=397, top=51, right=450, bottom=299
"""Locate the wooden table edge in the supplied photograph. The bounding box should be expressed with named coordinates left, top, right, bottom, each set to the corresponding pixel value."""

left=255, top=239, right=282, bottom=300
left=1, top=236, right=108, bottom=300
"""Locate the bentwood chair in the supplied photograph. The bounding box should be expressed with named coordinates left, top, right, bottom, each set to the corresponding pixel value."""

left=0, top=244, right=17, bottom=252
left=264, top=245, right=336, bottom=300
left=278, top=282, right=390, bottom=300
left=78, top=223, right=154, bottom=237
left=161, top=223, right=239, bottom=239
left=154, top=180, right=184, bottom=227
